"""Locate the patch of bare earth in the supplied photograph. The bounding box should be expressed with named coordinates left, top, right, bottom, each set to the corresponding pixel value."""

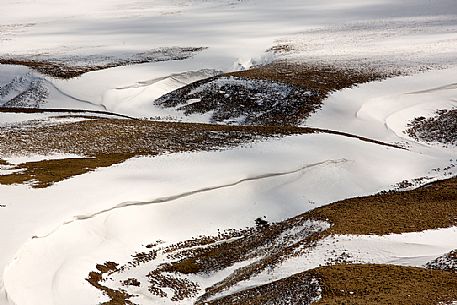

left=86, top=177, right=457, bottom=304
left=155, top=62, right=394, bottom=125
left=0, top=118, right=311, bottom=187
left=204, top=272, right=321, bottom=305
left=0, top=118, right=311, bottom=157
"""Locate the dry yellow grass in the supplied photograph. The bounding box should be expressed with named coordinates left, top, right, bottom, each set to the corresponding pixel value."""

left=313, top=264, right=457, bottom=305
left=307, top=177, right=457, bottom=235
left=0, top=115, right=400, bottom=188
left=86, top=177, right=457, bottom=304
left=227, top=62, right=393, bottom=94
left=86, top=262, right=134, bottom=305
left=206, top=264, right=457, bottom=305
left=0, top=154, right=132, bottom=188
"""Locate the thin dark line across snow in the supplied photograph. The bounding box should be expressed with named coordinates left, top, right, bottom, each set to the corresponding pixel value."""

left=405, top=82, right=457, bottom=94
left=33, top=158, right=349, bottom=239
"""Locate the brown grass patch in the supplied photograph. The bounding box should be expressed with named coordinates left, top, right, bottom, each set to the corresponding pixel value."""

left=203, top=271, right=320, bottom=305
left=0, top=47, right=206, bottom=79
left=0, top=154, right=132, bottom=188
left=227, top=62, right=392, bottom=94
left=0, top=115, right=401, bottom=188
left=86, top=178, right=457, bottom=303
left=171, top=177, right=457, bottom=277
left=0, top=118, right=314, bottom=157
left=208, top=264, right=457, bottom=305
left=0, top=59, right=91, bottom=79
left=0, top=118, right=312, bottom=187
left=312, top=264, right=457, bottom=305
left=164, top=177, right=457, bottom=301
left=307, top=177, right=457, bottom=235
left=155, top=62, right=395, bottom=125
left=87, top=262, right=135, bottom=305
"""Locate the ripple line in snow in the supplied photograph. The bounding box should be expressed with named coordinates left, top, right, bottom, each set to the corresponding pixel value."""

left=405, top=82, right=457, bottom=95
left=33, top=158, right=349, bottom=239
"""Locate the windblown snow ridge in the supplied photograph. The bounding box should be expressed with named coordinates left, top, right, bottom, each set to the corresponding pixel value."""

left=33, top=159, right=348, bottom=239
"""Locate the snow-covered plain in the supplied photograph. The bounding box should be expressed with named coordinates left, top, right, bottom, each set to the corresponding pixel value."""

left=2, top=131, right=455, bottom=305
left=1, top=0, right=457, bottom=117
left=1, top=65, right=457, bottom=303
left=1, top=0, right=457, bottom=304
left=305, top=67, right=457, bottom=161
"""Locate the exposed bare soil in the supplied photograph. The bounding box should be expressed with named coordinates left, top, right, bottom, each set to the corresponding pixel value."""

left=0, top=117, right=314, bottom=187
left=204, top=272, right=321, bottom=305
left=313, top=264, right=457, bottom=305
left=0, top=118, right=309, bottom=157
left=227, top=62, right=391, bottom=94
left=87, top=262, right=134, bottom=305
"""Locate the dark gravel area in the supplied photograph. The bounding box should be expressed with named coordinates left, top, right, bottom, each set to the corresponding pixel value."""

left=406, top=109, right=457, bottom=145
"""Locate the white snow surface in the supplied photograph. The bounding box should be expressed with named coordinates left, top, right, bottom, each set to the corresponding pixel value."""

left=1, top=1, right=457, bottom=304
left=1, top=127, right=455, bottom=304
left=0, top=110, right=124, bottom=128
left=306, top=67, right=457, bottom=150
left=0, top=65, right=103, bottom=111
left=1, top=0, right=457, bottom=117
left=1, top=66, right=455, bottom=304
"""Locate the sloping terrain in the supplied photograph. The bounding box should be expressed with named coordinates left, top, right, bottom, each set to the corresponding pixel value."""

left=83, top=177, right=457, bottom=304
left=407, top=109, right=457, bottom=146
left=427, top=250, right=457, bottom=273
left=0, top=109, right=402, bottom=188
left=0, top=47, right=206, bottom=79
left=0, top=72, right=48, bottom=108
left=0, top=1, right=456, bottom=305
left=209, top=265, right=457, bottom=305
left=155, top=63, right=390, bottom=125
left=1, top=64, right=456, bottom=305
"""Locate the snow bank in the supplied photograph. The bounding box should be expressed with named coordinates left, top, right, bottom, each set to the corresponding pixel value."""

left=306, top=67, right=457, bottom=150
left=2, top=131, right=454, bottom=305
left=2, top=0, right=457, bottom=117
